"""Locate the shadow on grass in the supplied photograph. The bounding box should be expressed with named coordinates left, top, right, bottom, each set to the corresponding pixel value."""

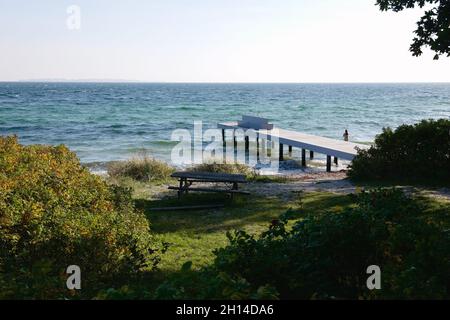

left=302, top=192, right=355, bottom=213
left=135, top=193, right=293, bottom=234
left=135, top=192, right=298, bottom=272
left=280, top=191, right=356, bottom=220
left=135, top=190, right=357, bottom=235
left=147, top=192, right=358, bottom=274
left=133, top=190, right=358, bottom=272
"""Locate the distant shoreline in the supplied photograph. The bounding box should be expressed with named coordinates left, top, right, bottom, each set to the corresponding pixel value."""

left=4, top=80, right=450, bottom=85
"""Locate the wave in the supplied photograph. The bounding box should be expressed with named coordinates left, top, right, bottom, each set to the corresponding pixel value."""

left=2, top=82, right=449, bottom=163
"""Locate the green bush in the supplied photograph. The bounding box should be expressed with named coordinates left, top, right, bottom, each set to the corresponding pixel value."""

left=348, top=119, right=450, bottom=185
left=190, top=162, right=255, bottom=177
left=0, top=136, right=162, bottom=299
left=190, top=162, right=288, bottom=183
left=107, top=154, right=174, bottom=183
left=153, top=262, right=278, bottom=300
left=211, top=188, right=450, bottom=299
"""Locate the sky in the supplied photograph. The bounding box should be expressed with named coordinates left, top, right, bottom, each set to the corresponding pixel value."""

left=0, top=0, right=449, bottom=82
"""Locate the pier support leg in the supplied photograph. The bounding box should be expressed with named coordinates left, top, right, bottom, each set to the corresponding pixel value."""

left=334, top=157, right=338, bottom=165
left=245, top=136, right=249, bottom=163
left=232, top=130, right=238, bottom=163
left=301, top=149, right=306, bottom=167
left=256, top=134, right=260, bottom=162
left=279, top=143, right=284, bottom=161
left=222, top=129, right=226, bottom=163
left=288, top=145, right=292, bottom=157
left=326, top=155, right=332, bottom=172
left=310, top=150, right=314, bottom=160
left=233, top=130, right=237, bottom=156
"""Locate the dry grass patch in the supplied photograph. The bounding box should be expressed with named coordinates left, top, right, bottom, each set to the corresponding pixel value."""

left=107, top=154, right=175, bottom=183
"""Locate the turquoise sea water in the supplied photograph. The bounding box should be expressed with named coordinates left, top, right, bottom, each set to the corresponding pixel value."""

left=1, top=82, right=449, bottom=164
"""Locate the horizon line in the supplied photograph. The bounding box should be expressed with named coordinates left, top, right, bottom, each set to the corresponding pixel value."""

left=2, top=80, right=450, bottom=85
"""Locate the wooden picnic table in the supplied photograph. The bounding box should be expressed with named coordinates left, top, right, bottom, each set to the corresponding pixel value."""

left=169, top=171, right=249, bottom=199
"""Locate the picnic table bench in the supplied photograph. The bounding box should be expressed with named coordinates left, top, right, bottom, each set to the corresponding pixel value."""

left=169, top=171, right=250, bottom=199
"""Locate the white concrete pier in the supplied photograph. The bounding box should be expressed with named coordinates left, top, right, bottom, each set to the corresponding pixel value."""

left=218, top=116, right=370, bottom=172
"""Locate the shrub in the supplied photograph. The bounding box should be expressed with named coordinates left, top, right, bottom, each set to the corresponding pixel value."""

left=211, top=188, right=450, bottom=299
left=0, top=136, right=162, bottom=299
left=153, top=262, right=278, bottom=300
left=190, top=162, right=289, bottom=183
left=190, top=163, right=255, bottom=177
left=348, top=119, right=450, bottom=185
left=107, top=154, right=174, bottom=183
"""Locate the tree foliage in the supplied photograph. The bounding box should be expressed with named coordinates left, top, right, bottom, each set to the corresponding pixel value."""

left=376, top=0, right=450, bottom=59
left=348, top=119, right=450, bottom=185
left=211, top=189, right=450, bottom=299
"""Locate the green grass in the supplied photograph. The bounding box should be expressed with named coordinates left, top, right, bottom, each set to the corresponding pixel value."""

left=106, top=171, right=450, bottom=275
left=411, top=193, right=450, bottom=229
left=137, top=194, right=290, bottom=271
left=247, top=174, right=291, bottom=183
left=297, top=190, right=357, bottom=215
left=108, top=172, right=450, bottom=295
left=133, top=190, right=355, bottom=272
left=108, top=176, right=176, bottom=199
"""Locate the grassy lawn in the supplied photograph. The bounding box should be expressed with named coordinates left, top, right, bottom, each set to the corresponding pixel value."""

left=133, top=189, right=356, bottom=273
left=108, top=174, right=450, bottom=276
left=101, top=172, right=450, bottom=299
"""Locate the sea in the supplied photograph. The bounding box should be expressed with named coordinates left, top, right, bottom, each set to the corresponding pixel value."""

left=1, top=82, right=449, bottom=170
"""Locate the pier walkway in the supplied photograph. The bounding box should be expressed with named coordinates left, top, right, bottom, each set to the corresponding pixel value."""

left=218, top=116, right=370, bottom=172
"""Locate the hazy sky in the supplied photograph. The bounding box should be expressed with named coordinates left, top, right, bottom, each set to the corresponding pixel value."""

left=1, top=0, right=449, bottom=82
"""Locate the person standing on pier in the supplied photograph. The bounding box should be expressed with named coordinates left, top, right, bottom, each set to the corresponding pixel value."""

left=343, top=129, right=349, bottom=142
